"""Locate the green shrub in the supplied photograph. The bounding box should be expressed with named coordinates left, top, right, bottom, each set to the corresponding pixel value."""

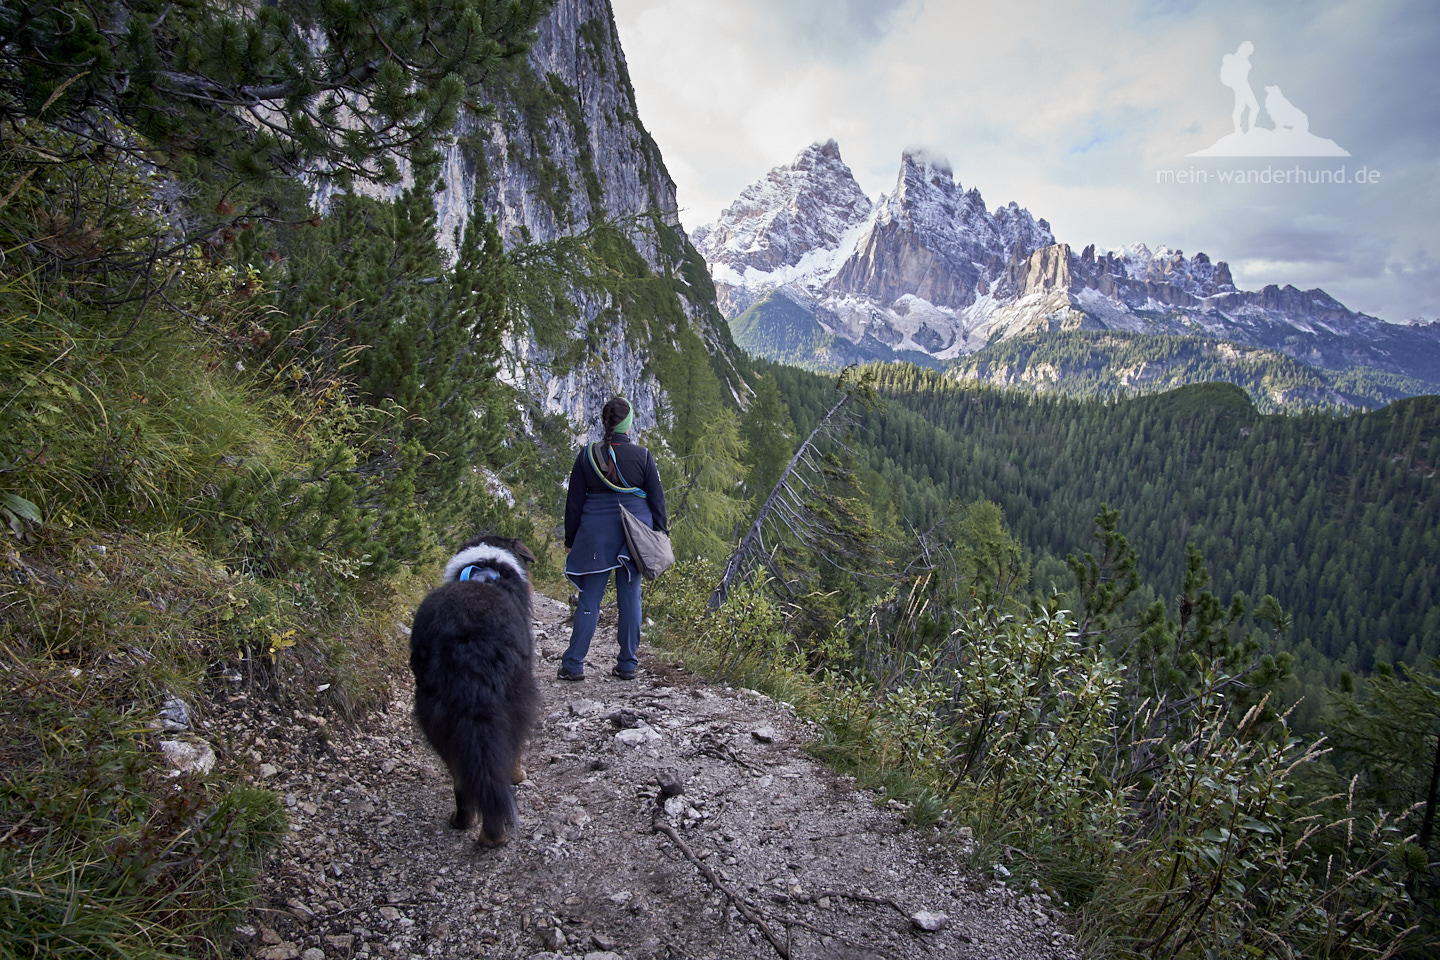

left=647, top=559, right=812, bottom=707
left=649, top=551, right=1420, bottom=957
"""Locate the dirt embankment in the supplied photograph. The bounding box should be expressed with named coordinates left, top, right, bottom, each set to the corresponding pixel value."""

left=231, top=592, right=1082, bottom=960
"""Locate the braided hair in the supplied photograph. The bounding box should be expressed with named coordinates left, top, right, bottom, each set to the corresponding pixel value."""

left=600, top=397, right=631, bottom=447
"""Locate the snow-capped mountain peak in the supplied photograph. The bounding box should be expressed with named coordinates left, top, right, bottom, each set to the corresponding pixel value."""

left=825, top=148, right=1055, bottom=315
left=690, top=140, right=872, bottom=287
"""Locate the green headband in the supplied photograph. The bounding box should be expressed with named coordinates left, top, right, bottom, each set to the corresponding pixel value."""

left=613, top=407, right=634, bottom=436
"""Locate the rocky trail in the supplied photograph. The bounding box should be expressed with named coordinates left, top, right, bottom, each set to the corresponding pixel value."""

left=232, top=592, right=1083, bottom=960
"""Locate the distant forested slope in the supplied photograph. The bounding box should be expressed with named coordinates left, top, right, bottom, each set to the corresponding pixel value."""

left=765, top=361, right=1440, bottom=693
left=729, top=290, right=896, bottom=369
left=946, top=330, right=1430, bottom=412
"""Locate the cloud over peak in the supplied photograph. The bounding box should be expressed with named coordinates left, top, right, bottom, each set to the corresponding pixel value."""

left=901, top=146, right=954, bottom=178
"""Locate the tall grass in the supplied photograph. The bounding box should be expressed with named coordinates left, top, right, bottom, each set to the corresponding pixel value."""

left=0, top=618, right=292, bottom=958
left=0, top=255, right=413, bottom=956
left=0, top=109, right=556, bottom=955
left=1, top=273, right=279, bottom=528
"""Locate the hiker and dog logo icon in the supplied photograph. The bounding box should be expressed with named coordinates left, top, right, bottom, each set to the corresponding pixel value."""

left=1190, top=41, right=1350, bottom=157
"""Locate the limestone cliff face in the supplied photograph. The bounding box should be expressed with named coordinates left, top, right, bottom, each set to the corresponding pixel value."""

left=438, top=0, right=676, bottom=250
left=428, top=0, right=737, bottom=439
left=1003, top=243, right=1075, bottom=299
left=826, top=151, right=1048, bottom=311
left=831, top=217, right=969, bottom=311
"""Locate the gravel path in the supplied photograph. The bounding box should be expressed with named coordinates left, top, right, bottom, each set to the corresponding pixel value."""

left=235, top=592, right=1083, bottom=960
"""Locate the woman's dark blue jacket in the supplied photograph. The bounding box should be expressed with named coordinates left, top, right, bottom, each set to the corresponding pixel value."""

left=563, top=433, right=668, bottom=582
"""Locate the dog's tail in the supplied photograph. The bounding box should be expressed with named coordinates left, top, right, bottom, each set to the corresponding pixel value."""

left=456, top=734, right=519, bottom=844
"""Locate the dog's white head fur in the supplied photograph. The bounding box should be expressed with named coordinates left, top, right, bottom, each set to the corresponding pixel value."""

left=444, top=544, right=528, bottom=584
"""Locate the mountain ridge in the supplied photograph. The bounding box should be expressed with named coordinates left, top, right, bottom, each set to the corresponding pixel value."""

left=697, top=141, right=1440, bottom=403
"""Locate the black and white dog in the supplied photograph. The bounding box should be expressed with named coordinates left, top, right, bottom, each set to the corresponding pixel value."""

left=409, top=535, right=539, bottom=845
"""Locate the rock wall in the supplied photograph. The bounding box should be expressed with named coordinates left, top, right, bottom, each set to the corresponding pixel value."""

left=437, top=0, right=677, bottom=251
left=430, top=0, right=737, bottom=440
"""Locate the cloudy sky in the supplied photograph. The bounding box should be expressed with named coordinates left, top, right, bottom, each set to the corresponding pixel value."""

left=610, top=0, right=1439, bottom=322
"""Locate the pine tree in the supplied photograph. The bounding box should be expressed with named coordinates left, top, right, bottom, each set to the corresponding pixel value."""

left=2, top=0, right=550, bottom=187
left=667, top=408, right=749, bottom=562
left=0, top=0, right=550, bottom=317
left=741, top=373, right=796, bottom=504
left=1329, top=661, right=1440, bottom=854
left=711, top=368, right=881, bottom=609
left=943, top=499, right=1030, bottom=608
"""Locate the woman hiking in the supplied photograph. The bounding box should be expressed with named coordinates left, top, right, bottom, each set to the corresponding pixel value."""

left=559, top=397, right=668, bottom=681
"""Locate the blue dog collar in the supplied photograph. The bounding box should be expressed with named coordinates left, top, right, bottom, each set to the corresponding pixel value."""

left=458, top=565, right=501, bottom=583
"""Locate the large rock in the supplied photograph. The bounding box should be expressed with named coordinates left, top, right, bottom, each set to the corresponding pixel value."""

left=159, top=738, right=215, bottom=775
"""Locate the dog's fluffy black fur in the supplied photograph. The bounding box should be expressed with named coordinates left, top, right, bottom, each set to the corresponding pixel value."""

left=409, top=535, right=539, bottom=845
